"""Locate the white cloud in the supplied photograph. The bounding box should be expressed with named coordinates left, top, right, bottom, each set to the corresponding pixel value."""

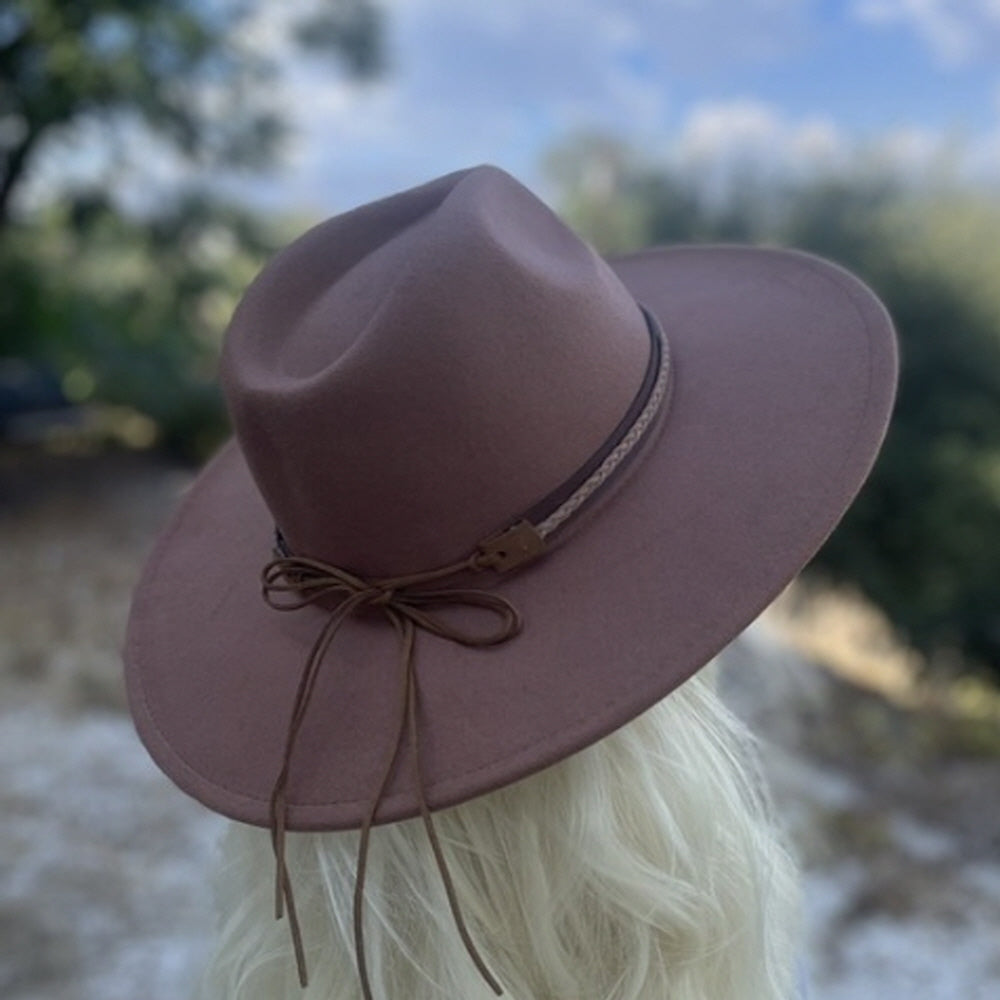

left=851, top=0, right=1000, bottom=67
left=872, top=124, right=952, bottom=167
left=663, top=97, right=1000, bottom=193
left=673, top=99, right=849, bottom=177
left=251, top=0, right=817, bottom=212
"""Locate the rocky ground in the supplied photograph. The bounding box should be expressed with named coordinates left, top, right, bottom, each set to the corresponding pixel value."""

left=1, top=448, right=998, bottom=999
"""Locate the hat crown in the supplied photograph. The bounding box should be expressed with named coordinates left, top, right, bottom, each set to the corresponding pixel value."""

left=221, top=165, right=650, bottom=574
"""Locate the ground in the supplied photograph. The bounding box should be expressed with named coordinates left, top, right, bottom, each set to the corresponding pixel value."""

left=1, top=449, right=998, bottom=999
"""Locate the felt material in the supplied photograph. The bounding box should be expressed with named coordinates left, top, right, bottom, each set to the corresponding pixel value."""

left=124, top=165, right=898, bottom=831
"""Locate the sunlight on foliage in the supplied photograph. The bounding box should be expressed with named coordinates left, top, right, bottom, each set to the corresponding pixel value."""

left=0, top=195, right=280, bottom=458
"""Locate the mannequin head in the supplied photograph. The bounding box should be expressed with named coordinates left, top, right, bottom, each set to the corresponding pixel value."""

left=197, top=667, right=799, bottom=1000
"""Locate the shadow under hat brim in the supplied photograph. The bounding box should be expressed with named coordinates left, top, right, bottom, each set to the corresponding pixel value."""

left=125, top=244, right=897, bottom=831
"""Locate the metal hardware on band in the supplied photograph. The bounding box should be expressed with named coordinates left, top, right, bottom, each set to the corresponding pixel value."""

left=476, top=520, right=546, bottom=571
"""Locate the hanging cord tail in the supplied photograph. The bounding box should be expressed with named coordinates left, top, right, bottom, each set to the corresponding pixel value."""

left=352, top=609, right=413, bottom=1000
left=353, top=612, right=503, bottom=1000
left=267, top=590, right=373, bottom=989
left=271, top=785, right=309, bottom=987
left=261, top=550, right=521, bottom=996
left=406, top=620, right=504, bottom=995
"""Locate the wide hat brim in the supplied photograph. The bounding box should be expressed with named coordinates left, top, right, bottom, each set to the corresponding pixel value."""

left=125, top=244, right=897, bottom=831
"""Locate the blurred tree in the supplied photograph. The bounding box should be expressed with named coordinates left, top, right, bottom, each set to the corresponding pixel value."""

left=0, top=192, right=280, bottom=458
left=546, top=134, right=784, bottom=250
left=781, top=183, right=1000, bottom=677
left=0, top=0, right=384, bottom=458
left=549, top=137, right=1000, bottom=677
left=543, top=134, right=650, bottom=253
left=0, top=0, right=383, bottom=231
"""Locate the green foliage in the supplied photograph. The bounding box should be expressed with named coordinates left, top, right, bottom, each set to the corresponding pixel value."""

left=0, top=0, right=384, bottom=460
left=795, top=221, right=992, bottom=672
left=294, top=0, right=385, bottom=78
left=550, top=139, right=1000, bottom=676
left=0, top=0, right=383, bottom=224
left=0, top=194, right=278, bottom=459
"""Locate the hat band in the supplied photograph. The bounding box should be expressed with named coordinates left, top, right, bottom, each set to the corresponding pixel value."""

left=262, top=305, right=672, bottom=995
left=526, top=304, right=671, bottom=543
left=273, top=304, right=673, bottom=571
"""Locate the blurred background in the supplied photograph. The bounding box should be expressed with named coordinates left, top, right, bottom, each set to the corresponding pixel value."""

left=1, top=2, right=998, bottom=998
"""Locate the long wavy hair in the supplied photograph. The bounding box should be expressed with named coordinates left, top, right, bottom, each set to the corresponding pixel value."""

left=197, top=667, right=800, bottom=1000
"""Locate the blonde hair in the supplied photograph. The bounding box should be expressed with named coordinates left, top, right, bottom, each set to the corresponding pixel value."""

left=198, top=668, right=800, bottom=1000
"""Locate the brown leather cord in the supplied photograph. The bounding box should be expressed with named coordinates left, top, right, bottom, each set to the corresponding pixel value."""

left=262, top=548, right=520, bottom=994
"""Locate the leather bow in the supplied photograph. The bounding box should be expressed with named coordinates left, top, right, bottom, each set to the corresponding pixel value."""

left=262, top=548, right=521, bottom=997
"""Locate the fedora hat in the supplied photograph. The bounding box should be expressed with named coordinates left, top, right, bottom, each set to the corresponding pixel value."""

left=125, top=164, right=896, bottom=986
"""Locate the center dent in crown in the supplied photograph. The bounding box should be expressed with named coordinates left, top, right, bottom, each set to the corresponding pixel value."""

left=225, top=166, right=653, bottom=576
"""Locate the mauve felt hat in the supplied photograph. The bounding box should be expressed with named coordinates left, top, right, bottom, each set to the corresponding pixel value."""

left=125, top=161, right=896, bottom=881
left=126, top=162, right=897, bottom=828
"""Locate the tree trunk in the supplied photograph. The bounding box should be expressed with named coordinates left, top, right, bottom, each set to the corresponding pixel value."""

left=0, top=130, right=41, bottom=237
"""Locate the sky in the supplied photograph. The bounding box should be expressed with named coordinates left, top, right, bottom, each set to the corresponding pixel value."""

left=22, top=0, right=1000, bottom=217
left=239, top=0, right=1000, bottom=215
